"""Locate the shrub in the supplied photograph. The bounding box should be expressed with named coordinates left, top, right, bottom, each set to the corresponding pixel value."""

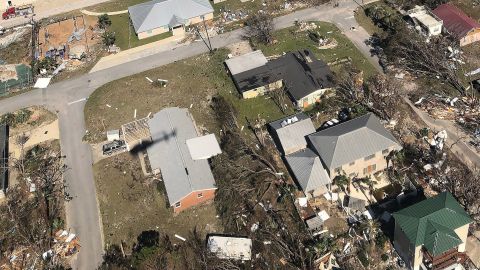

left=98, top=14, right=112, bottom=29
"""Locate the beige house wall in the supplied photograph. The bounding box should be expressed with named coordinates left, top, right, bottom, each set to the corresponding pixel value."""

left=241, top=80, right=283, bottom=99
left=455, top=224, right=470, bottom=252
left=187, top=12, right=214, bottom=25
left=460, top=30, right=480, bottom=46
left=138, top=26, right=168, bottom=40
left=329, top=146, right=399, bottom=179
left=296, top=88, right=332, bottom=109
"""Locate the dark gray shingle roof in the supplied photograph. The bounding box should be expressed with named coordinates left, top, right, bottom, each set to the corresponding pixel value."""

left=308, top=113, right=401, bottom=170
left=146, top=108, right=216, bottom=205
left=231, top=49, right=334, bottom=97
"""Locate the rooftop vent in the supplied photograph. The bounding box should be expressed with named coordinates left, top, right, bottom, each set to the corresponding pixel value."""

left=280, top=116, right=299, bottom=127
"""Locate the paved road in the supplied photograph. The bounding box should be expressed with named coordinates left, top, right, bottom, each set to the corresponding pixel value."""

left=404, top=97, right=480, bottom=169
left=0, top=2, right=374, bottom=269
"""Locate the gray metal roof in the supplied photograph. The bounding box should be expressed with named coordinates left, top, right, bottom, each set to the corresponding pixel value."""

left=285, top=148, right=331, bottom=194
left=343, top=196, right=366, bottom=212
left=146, top=108, right=216, bottom=205
left=269, top=113, right=316, bottom=155
left=305, top=215, right=324, bottom=231
left=225, top=50, right=268, bottom=76
left=308, top=113, right=401, bottom=170
left=0, top=124, right=8, bottom=191
left=128, top=0, right=213, bottom=33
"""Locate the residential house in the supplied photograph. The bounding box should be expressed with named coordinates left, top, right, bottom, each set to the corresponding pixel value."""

left=225, top=50, right=282, bottom=99
left=432, top=4, right=480, bottom=46
left=225, top=49, right=334, bottom=108
left=393, top=192, right=472, bottom=270
left=268, top=112, right=316, bottom=155
left=146, top=107, right=220, bottom=213
left=128, top=0, right=214, bottom=40
left=407, top=5, right=443, bottom=37
left=307, top=113, right=402, bottom=180
left=207, top=235, right=252, bottom=261
left=285, top=149, right=331, bottom=198
left=0, top=124, right=8, bottom=200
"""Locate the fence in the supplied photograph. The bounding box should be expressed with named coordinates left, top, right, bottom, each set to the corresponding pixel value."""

left=0, top=64, right=33, bottom=96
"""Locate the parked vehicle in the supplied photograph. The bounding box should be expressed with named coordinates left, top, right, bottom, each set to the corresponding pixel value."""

left=102, top=140, right=126, bottom=156
left=2, top=4, right=33, bottom=20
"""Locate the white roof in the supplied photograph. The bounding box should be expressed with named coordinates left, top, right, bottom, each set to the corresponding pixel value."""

left=225, top=50, right=268, bottom=75
left=186, top=133, right=222, bottom=160
left=208, top=236, right=252, bottom=261
left=34, top=78, right=51, bottom=88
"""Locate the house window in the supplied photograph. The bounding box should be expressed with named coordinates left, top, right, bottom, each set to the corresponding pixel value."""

left=197, top=193, right=203, bottom=198
left=349, top=172, right=356, bottom=178
left=147, top=29, right=152, bottom=34
left=364, top=154, right=376, bottom=161
left=363, top=164, right=377, bottom=175
left=334, top=167, right=342, bottom=174
left=175, top=202, right=181, bottom=208
left=349, top=161, right=355, bottom=166
left=382, top=149, right=390, bottom=155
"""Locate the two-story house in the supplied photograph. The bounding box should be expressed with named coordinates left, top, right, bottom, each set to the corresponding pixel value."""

left=393, top=192, right=472, bottom=270
left=307, top=113, right=402, bottom=180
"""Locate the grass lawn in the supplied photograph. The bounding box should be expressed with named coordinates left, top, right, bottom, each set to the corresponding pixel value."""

left=87, top=0, right=149, bottom=12
left=252, top=22, right=378, bottom=78
left=94, top=152, right=220, bottom=247
left=354, top=6, right=383, bottom=35
left=84, top=48, right=290, bottom=143
left=107, top=13, right=173, bottom=50
left=213, top=0, right=264, bottom=14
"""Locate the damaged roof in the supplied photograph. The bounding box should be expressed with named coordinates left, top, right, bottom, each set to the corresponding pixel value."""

left=229, top=49, right=334, bottom=99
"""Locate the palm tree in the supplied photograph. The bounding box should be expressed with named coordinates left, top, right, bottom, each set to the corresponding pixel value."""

left=333, top=174, right=350, bottom=195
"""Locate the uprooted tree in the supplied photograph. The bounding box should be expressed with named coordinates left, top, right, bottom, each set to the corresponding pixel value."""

left=381, top=27, right=466, bottom=95
left=337, top=70, right=404, bottom=121
left=244, top=12, right=274, bottom=44
left=0, top=143, right=70, bottom=268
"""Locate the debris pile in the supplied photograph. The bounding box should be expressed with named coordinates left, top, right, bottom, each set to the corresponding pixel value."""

left=50, top=230, right=80, bottom=259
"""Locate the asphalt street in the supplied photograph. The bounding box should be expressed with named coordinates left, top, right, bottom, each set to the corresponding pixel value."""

left=2, top=0, right=477, bottom=269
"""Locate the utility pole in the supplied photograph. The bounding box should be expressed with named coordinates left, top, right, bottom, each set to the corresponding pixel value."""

left=202, top=16, right=212, bottom=52
left=194, top=26, right=212, bottom=53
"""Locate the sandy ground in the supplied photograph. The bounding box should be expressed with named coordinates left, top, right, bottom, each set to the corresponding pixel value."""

left=9, top=119, right=59, bottom=159
left=226, top=41, right=253, bottom=57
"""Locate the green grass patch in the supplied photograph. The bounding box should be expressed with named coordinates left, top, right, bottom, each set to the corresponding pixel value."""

left=84, top=48, right=289, bottom=143
left=87, top=0, right=149, bottom=12
left=252, top=22, right=378, bottom=78
left=354, top=6, right=383, bottom=35
left=107, top=13, right=173, bottom=50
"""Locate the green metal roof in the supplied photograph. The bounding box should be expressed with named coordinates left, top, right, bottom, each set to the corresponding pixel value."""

left=393, top=192, right=472, bottom=256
